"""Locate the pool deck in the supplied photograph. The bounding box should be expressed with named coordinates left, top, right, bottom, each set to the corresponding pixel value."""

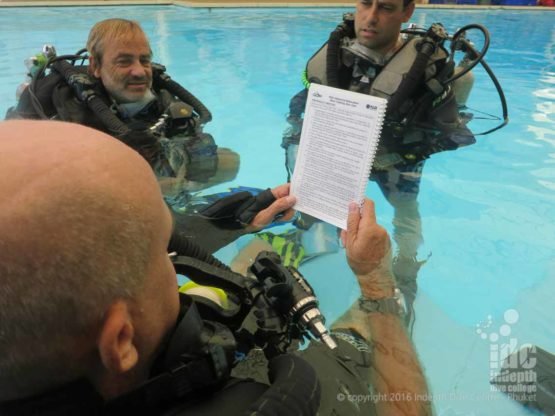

left=0, top=0, right=549, bottom=9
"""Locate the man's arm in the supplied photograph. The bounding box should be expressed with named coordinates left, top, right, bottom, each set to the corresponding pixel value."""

left=332, top=200, right=432, bottom=416
left=428, top=95, right=476, bottom=157
left=171, top=183, right=296, bottom=256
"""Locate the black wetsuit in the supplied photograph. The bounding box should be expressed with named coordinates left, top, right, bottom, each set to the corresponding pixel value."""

left=5, top=67, right=248, bottom=252
left=0, top=331, right=376, bottom=416
left=5, top=68, right=217, bottom=182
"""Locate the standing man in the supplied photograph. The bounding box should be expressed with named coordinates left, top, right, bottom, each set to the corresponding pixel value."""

left=282, top=0, right=475, bottom=325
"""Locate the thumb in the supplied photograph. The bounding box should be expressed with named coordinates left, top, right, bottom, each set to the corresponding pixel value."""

left=266, top=195, right=296, bottom=218
left=250, top=195, right=296, bottom=229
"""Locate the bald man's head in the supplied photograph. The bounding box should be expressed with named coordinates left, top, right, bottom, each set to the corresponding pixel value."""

left=0, top=121, right=169, bottom=399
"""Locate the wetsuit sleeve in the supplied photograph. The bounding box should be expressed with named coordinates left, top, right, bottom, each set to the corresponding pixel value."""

left=295, top=330, right=377, bottom=416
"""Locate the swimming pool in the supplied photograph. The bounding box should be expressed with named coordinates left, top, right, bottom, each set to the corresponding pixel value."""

left=0, top=5, right=553, bottom=415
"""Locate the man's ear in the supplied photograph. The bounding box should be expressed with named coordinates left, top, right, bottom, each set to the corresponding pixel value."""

left=97, top=300, right=139, bottom=374
left=89, top=56, right=101, bottom=79
left=403, top=2, right=416, bottom=22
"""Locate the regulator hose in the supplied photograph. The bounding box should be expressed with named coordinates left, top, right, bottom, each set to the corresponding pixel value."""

left=50, top=59, right=133, bottom=137
left=169, top=230, right=232, bottom=272
left=325, top=14, right=355, bottom=88
left=447, top=25, right=508, bottom=135
left=325, top=27, right=344, bottom=88
left=387, top=37, right=437, bottom=120
left=153, top=65, right=212, bottom=125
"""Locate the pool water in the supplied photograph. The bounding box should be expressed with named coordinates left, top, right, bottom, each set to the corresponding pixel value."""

left=1, top=5, right=554, bottom=416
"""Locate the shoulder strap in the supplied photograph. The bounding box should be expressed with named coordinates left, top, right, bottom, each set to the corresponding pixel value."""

left=306, top=42, right=330, bottom=85
left=370, top=36, right=449, bottom=101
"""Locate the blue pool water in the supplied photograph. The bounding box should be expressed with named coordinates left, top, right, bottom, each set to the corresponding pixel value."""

left=0, top=5, right=554, bottom=415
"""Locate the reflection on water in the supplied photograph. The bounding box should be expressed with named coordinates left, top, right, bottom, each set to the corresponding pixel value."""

left=0, top=6, right=554, bottom=416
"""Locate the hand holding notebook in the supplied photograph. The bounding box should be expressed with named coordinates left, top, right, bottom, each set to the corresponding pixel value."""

left=291, top=83, right=387, bottom=230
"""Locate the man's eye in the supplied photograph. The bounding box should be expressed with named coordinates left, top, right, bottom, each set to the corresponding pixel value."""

left=141, top=57, right=152, bottom=66
left=116, top=59, right=132, bottom=66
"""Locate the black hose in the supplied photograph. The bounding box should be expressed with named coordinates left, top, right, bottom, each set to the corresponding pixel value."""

left=387, top=39, right=436, bottom=119
left=444, top=24, right=490, bottom=85
left=86, top=96, right=130, bottom=136
left=169, top=230, right=232, bottom=272
left=50, top=59, right=132, bottom=137
left=475, top=57, right=509, bottom=135
left=445, top=27, right=508, bottom=135
left=326, top=27, right=344, bottom=88
left=154, top=73, right=212, bottom=124
left=325, top=15, right=355, bottom=88
left=29, top=55, right=90, bottom=119
left=28, top=55, right=77, bottom=120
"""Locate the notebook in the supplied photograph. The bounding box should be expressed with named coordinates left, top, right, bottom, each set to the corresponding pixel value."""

left=290, top=83, right=387, bottom=230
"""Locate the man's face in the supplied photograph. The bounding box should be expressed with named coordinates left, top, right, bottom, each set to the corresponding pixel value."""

left=93, top=32, right=153, bottom=104
left=354, top=0, right=415, bottom=54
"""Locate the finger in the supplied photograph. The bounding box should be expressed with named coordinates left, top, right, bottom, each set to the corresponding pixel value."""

left=340, top=229, right=347, bottom=247
left=271, top=183, right=291, bottom=199
left=254, top=195, right=296, bottom=227
left=359, top=198, right=377, bottom=227
left=345, top=201, right=361, bottom=246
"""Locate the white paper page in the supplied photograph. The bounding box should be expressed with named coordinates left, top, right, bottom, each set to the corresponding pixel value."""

left=291, top=83, right=386, bottom=230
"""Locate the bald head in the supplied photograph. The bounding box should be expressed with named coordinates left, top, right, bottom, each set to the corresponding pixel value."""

left=0, top=121, right=167, bottom=399
left=0, top=119, right=156, bottom=197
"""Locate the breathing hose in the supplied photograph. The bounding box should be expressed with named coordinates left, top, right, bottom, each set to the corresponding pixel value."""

left=445, top=25, right=508, bottom=135
left=169, top=230, right=232, bottom=272
left=50, top=58, right=134, bottom=137
left=153, top=65, right=212, bottom=125
left=386, top=36, right=437, bottom=120
left=325, top=14, right=355, bottom=88
left=325, top=27, right=345, bottom=88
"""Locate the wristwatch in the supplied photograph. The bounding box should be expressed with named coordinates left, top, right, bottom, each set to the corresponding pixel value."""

left=358, top=288, right=407, bottom=318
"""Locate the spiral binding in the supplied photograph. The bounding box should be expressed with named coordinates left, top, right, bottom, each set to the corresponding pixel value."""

left=357, top=97, right=387, bottom=206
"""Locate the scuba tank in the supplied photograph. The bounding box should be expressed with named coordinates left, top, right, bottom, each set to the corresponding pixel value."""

left=451, top=31, right=477, bottom=110
left=453, top=54, right=475, bottom=109
left=15, top=45, right=55, bottom=101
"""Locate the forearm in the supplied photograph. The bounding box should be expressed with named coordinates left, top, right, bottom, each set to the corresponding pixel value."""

left=332, top=304, right=431, bottom=416
left=332, top=257, right=431, bottom=416
left=337, top=200, right=432, bottom=414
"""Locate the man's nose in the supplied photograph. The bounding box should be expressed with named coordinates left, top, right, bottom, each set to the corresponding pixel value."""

left=365, top=4, right=379, bottom=24
left=129, top=60, right=146, bottom=77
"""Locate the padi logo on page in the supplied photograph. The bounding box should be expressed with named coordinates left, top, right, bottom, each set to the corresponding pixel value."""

left=366, top=104, right=377, bottom=110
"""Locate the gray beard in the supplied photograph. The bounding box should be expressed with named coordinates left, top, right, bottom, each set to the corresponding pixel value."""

left=116, top=89, right=156, bottom=119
